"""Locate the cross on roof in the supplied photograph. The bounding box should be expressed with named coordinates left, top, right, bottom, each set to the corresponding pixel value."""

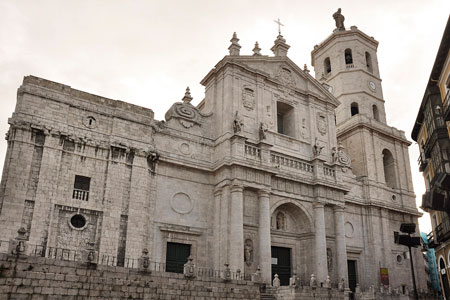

left=274, top=18, right=284, bottom=35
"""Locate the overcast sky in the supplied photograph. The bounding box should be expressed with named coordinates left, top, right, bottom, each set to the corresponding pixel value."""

left=1, top=0, right=449, bottom=233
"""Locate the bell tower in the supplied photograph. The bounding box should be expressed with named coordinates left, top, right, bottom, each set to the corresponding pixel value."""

left=311, top=9, right=414, bottom=203
left=311, top=17, right=386, bottom=126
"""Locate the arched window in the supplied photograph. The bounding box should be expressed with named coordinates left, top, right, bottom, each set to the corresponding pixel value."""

left=345, top=49, right=353, bottom=65
left=350, top=102, right=359, bottom=116
left=324, top=57, right=331, bottom=75
left=372, top=105, right=380, bottom=121
left=365, top=52, right=373, bottom=73
left=382, top=149, right=396, bottom=189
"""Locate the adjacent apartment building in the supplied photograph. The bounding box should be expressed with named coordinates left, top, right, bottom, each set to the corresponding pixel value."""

left=412, top=16, right=450, bottom=298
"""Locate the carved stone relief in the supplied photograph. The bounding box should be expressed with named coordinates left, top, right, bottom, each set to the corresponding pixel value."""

left=179, top=143, right=191, bottom=155
left=170, top=192, right=194, bottom=214
left=345, top=221, right=354, bottom=238
left=242, top=87, right=255, bottom=111
left=316, top=112, right=327, bottom=136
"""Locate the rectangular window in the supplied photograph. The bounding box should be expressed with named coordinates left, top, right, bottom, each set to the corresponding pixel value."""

left=276, top=102, right=295, bottom=137
left=73, top=175, right=90, bottom=201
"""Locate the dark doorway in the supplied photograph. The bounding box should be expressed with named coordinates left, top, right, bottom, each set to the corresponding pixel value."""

left=166, top=242, right=191, bottom=273
left=271, top=246, right=291, bottom=286
left=347, top=260, right=357, bottom=297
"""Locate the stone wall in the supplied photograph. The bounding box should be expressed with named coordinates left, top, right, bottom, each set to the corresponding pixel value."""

left=0, top=253, right=260, bottom=300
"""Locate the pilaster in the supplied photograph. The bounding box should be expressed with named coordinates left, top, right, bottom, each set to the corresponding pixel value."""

left=258, top=189, right=272, bottom=283
left=229, top=184, right=244, bottom=272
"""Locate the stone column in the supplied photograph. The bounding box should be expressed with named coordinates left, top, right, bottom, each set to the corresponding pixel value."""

left=229, top=184, right=244, bottom=272
left=213, top=188, right=223, bottom=270
left=334, top=205, right=348, bottom=286
left=314, top=202, right=328, bottom=284
left=258, top=190, right=272, bottom=283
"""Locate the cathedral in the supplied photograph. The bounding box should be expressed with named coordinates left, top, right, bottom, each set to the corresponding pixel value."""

left=0, top=10, right=427, bottom=295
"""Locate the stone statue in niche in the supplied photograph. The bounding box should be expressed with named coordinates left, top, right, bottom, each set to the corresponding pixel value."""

left=244, top=239, right=253, bottom=266
left=327, top=248, right=333, bottom=271
left=276, top=212, right=285, bottom=230
left=312, top=138, right=324, bottom=157
left=233, top=111, right=244, bottom=134
left=259, top=122, right=268, bottom=140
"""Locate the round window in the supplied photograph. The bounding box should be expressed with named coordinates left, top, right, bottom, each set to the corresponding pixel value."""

left=392, top=194, right=397, bottom=201
left=70, top=214, right=87, bottom=229
left=396, top=255, right=403, bottom=263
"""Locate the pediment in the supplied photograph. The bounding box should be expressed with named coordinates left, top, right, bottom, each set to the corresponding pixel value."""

left=239, top=57, right=340, bottom=107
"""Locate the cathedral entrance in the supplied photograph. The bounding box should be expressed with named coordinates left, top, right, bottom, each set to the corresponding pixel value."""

left=271, top=246, right=291, bottom=286
left=165, top=242, right=191, bottom=273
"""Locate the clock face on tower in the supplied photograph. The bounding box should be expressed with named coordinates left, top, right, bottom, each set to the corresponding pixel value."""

left=368, top=81, right=376, bottom=92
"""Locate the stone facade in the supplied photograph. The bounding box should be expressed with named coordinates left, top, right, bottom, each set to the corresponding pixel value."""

left=0, top=13, right=429, bottom=298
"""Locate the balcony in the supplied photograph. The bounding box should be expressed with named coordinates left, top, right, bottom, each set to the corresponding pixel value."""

left=423, top=127, right=449, bottom=158
left=417, top=151, right=428, bottom=172
left=421, top=186, right=450, bottom=213
left=346, top=63, right=355, bottom=70
left=435, top=217, right=450, bottom=244
left=72, top=189, right=89, bottom=201
left=425, top=231, right=438, bottom=248
left=444, top=89, right=450, bottom=121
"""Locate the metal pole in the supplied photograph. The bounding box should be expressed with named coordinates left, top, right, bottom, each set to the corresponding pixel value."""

left=408, top=246, right=419, bottom=300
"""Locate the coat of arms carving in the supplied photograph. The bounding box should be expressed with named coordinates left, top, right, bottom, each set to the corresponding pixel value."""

left=316, top=112, right=327, bottom=136
left=242, top=87, right=255, bottom=111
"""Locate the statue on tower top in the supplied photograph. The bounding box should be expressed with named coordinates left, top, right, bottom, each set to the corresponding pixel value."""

left=333, top=8, right=345, bottom=31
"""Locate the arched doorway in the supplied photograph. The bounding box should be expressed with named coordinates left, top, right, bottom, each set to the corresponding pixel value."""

left=440, top=257, right=450, bottom=299
left=271, top=201, right=313, bottom=286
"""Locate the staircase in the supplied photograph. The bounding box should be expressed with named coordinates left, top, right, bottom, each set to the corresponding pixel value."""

left=260, top=286, right=276, bottom=300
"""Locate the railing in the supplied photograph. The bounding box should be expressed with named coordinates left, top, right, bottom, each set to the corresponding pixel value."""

left=271, top=153, right=313, bottom=173
left=417, top=151, right=428, bottom=172
left=0, top=241, right=253, bottom=281
left=346, top=63, right=354, bottom=69
left=72, top=189, right=89, bottom=201
left=435, top=217, right=450, bottom=244
left=244, top=144, right=261, bottom=158
left=323, top=166, right=336, bottom=177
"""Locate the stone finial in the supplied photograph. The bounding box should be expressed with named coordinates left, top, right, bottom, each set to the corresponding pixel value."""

left=182, top=87, right=193, bottom=103
left=289, top=273, right=298, bottom=287
left=271, top=34, right=290, bottom=57
left=273, top=274, right=280, bottom=288
left=310, top=273, right=317, bottom=288
left=325, top=275, right=331, bottom=288
left=183, top=255, right=196, bottom=278
left=223, top=263, right=231, bottom=282
left=252, top=42, right=262, bottom=56
left=228, top=32, right=241, bottom=56
left=303, top=64, right=310, bottom=73
left=140, top=248, right=150, bottom=270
